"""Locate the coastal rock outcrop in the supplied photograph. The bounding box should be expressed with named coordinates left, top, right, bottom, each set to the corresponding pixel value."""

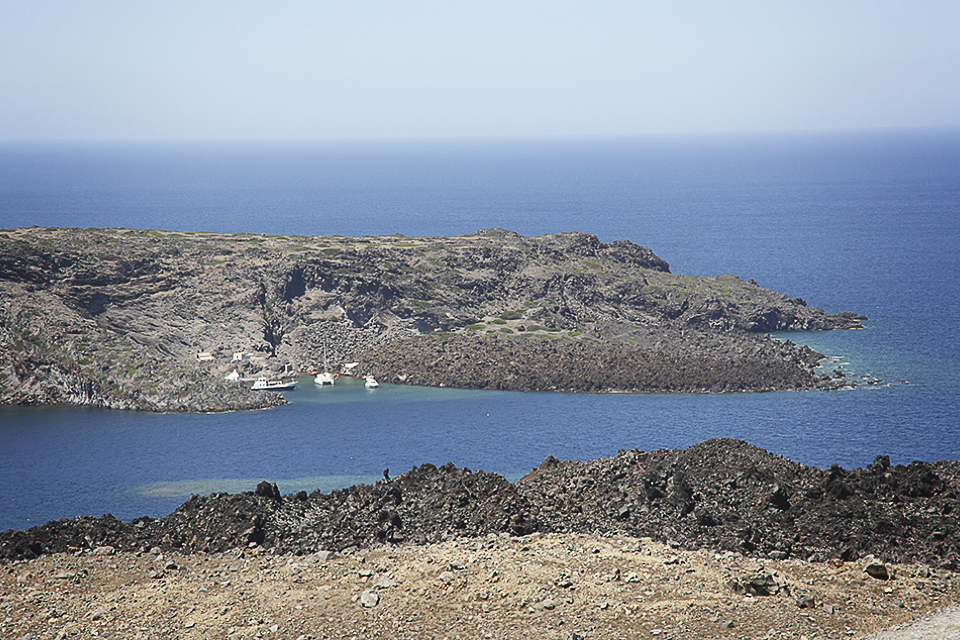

left=0, top=227, right=866, bottom=412
left=2, top=439, right=957, bottom=569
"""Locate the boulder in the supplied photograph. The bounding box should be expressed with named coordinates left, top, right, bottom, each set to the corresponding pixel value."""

left=743, top=572, right=780, bottom=596
left=863, top=555, right=890, bottom=580
left=359, top=590, right=379, bottom=608
left=254, top=481, right=282, bottom=501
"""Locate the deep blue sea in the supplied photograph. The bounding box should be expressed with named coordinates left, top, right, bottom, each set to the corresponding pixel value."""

left=2, top=129, right=959, bottom=532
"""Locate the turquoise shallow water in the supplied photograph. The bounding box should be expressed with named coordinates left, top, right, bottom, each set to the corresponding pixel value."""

left=1, top=129, right=958, bottom=532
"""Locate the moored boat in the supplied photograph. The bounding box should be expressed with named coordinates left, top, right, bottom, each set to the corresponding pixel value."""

left=252, top=377, right=297, bottom=391
left=364, top=375, right=380, bottom=388
left=314, top=343, right=337, bottom=386
left=314, top=371, right=337, bottom=386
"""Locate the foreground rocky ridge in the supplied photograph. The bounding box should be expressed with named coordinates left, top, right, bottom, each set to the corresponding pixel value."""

left=0, top=227, right=865, bottom=412
left=4, top=439, right=957, bottom=571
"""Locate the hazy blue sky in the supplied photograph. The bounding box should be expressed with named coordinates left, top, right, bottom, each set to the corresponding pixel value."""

left=2, top=0, right=958, bottom=140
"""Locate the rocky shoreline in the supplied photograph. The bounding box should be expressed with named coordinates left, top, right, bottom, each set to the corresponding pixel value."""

left=1, top=227, right=867, bottom=412
left=4, top=439, right=957, bottom=569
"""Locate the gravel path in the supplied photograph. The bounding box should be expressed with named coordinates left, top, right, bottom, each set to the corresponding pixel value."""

left=861, top=605, right=960, bottom=639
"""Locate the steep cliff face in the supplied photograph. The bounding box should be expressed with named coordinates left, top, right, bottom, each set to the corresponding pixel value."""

left=0, top=227, right=865, bottom=411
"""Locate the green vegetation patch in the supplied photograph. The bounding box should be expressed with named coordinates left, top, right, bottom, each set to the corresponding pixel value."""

left=525, top=324, right=560, bottom=333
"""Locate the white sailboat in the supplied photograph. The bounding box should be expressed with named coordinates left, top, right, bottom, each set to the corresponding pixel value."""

left=314, top=344, right=337, bottom=386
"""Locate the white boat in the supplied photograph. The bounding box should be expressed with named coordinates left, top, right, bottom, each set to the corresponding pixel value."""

left=314, top=371, right=336, bottom=386
left=314, top=344, right=337, bottom=386
left=364, top=375, right=380, bottom=388
left=252, top=377, right=297, bottom=391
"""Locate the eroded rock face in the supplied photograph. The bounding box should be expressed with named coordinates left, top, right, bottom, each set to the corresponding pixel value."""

left=2, top=439, right=956, bottom=569
left=0, top=227, right=866, bottom=412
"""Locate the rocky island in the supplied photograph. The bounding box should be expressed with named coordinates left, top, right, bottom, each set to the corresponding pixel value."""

left=0, top=227, right=866, bottom=412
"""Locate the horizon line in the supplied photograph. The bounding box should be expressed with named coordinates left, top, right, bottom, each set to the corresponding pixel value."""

left=3, top=124, right=960, bottom=145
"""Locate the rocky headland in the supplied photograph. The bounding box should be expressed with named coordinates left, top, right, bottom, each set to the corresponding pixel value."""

left=1, top=227, right=866, bottom=412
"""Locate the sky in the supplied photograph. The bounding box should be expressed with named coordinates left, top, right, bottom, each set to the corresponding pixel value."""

left=2, top=0, right=959, bottom=140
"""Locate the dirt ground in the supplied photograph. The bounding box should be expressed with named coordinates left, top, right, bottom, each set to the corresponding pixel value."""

left=2, top=533, right=957, bottom=640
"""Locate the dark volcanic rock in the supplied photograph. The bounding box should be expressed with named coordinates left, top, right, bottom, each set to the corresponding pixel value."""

left=357, top=331, right=828, bottom=393
left=255, top=481, right=282, bottom=501
left=3, top=440, right=957, bottom=569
